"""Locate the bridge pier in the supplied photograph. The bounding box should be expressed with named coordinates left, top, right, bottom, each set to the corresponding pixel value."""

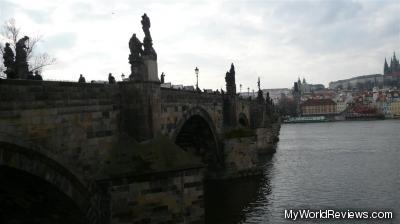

left=119, top=81, right=161, bottom=142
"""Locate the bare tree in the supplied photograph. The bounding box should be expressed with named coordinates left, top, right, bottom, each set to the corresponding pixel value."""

left=0, top=18, right=56, bottom=76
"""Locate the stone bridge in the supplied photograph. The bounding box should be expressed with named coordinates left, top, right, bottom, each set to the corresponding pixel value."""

left=0, top=14, right=280, bottom=224
left=0, top=75, right=278, bottom=223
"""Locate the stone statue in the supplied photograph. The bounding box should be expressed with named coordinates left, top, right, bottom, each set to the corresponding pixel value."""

left=160, top=72, right=165, bottom=83
left=257, top=77, right=261, bottom=91
left=34, top=71, right=43, bottom=80
left=15, top=36, right=30, bottom=79
left=3, top=43, right=17, bottom=79
left=129, top=33, right=143, bottom=61
left=27, top=71, right=34, bottom=80
left=108, top=73, right=116, bottom=84
left=3, top=43, right=14, bottom=68
left=78, top=74, right=86, bottom=83
left=16, top=36, right=29, bottom=62
left=225, top=63, right=236, bottom=95
left=141, top=13, right=151, bottom=38
left=141, top=13, right=157, bottom=58
left=128, top=13, right=159, bottom=82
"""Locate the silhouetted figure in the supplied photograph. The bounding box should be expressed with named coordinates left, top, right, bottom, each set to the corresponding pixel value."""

left=78, top=74, right=86, bottom=83
left=160, top=72, right=165, bottom=83
left=27, top=71, right=34, bottom=80
left=129, top=34, right=143, bottom=61
left=141, top=13, right=157, bottom=58
left=225, top=63, right=236, bottom=95
left=3, top=43, right=14, bottom=68
left=108, top=73, right=116, bottom=84
left=3, top=43, right=16, bottom=79
left=15, top=36, right=30, bottom=79
left=34, top=71, right=43, bottom=80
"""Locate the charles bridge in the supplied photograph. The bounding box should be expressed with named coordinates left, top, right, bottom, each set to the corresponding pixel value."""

left=0, top=14, right=280, bottom=224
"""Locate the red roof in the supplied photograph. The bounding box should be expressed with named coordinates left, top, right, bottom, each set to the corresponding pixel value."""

left=301, top=99, right=336, bottom=106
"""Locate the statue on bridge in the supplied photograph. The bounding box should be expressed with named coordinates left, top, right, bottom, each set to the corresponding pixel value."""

left=78, top=74, right=86, bottom=83
left=141, top=13, right=157, bottom=59
left=128, top=14, right=159, bottom=82
left=15, top=36, right=30, bottom=79
left=160, top=72, right=165, bottom=83
left=225, top=63, right=236, bottom=95
left=108, top=73, right=116, bottom=84
left=129, top=34, right=143, bottom=61
left=3, top=43, right=17, bottom=79
left=34, top=71, right=43, bottom=80
left=257, top=77, right=264, bottom=102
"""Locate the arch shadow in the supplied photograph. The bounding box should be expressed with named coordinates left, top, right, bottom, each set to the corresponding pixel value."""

left=171, top=106, right=223, bottom=168
left=0, top=136, right=105, bottom=224
left=238, top=113, right=250, bottom=128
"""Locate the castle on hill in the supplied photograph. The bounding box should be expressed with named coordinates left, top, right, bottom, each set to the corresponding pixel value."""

left=384, top=52, right=400, bottom=75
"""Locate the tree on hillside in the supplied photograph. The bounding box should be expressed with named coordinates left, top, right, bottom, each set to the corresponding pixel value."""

left=0, top=18, right=56, bottom=79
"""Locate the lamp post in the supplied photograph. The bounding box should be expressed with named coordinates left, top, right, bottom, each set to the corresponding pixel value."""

left=247, top=87, right=250, bottom=97
left=195, top=67, right=199, bottom=91
left=240, top=84, right=242, bottom=93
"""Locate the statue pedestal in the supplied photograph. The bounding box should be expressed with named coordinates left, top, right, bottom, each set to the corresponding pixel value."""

left=129, top=56, right=160, bottom=82
left=142, top=57, right=159, bottom=82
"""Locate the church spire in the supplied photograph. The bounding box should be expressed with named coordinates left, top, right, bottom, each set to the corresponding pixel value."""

left=394, top=52, right=400, bottom=72
left=384, top=58, right=389, bottom=74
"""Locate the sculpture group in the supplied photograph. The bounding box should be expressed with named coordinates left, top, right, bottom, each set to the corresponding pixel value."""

left=128, top=13, right=158, bottom=81
left=3, top=36, right=30, bottom=79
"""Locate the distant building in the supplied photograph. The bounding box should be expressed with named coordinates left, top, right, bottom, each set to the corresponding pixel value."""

left=390, top=101, right=400, bottom=117
left=383, top=52, right=400, bottom=88
left=301, top=99, right=337, bottom=116
left=261, top=88, right=291, bottom=104
left=384, top=52, right=400, bottom=75
left=183, top=86, right=195, bottom=91
left=172, top=84, right=183, bottom=90
left=161, top=82, right=172, bottom=88
left=329, top=74, right=383, bottom=90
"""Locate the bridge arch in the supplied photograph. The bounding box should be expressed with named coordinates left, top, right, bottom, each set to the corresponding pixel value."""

left=172, top=106, right=222, bottom=172
left=238, top=113, right=250, bottom=128
left=0, top=139, right=105, bottom=224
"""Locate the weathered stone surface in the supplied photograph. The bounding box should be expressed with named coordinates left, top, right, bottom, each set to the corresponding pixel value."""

left=108, top=167, right=204, bottom=224
left=0, top=77, right=280, bottom=223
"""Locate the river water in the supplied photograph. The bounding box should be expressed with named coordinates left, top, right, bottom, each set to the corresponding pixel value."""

left=205, top=120, right=400, bottom=223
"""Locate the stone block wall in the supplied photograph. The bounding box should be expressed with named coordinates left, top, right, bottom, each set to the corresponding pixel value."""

left=220, top=137, right=261, bottom=178
left=109, top=167, right=204, bottom=224
left=160, top=88, right=224, bottom=137
left=236, top=98, right=251, bottom=125
left=120, top=81, right=161, bottom=142
left=0, top=79, right=120, bottom=181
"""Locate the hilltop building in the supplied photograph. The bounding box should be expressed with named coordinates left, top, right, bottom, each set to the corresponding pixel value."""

left=383, top=52, right=400, bottom=87
left=329, top=52, right=400, bottom=90
left=329, top=74, right=383, bottom=90
left=384, top=52, right=400, bottom=75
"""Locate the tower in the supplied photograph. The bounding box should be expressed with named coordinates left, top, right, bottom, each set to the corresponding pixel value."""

left=225, top=63, right=236, bottom=95
left=384, top=58, right=389, bottom=74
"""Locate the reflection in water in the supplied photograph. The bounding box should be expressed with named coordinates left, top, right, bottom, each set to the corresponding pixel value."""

left=205, top=120, right=400, bottom=224
left=205, top=156, right=274, bottom=224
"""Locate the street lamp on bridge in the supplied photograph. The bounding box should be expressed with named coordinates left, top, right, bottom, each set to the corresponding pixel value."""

left=195, top=67, right=199, bottom=91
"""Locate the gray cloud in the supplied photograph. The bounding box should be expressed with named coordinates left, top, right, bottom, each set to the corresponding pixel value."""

left=1, top=0, right=399, bottom=90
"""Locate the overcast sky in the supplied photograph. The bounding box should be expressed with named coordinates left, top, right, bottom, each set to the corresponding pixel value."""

left=0, top=0, right=399, bottom=90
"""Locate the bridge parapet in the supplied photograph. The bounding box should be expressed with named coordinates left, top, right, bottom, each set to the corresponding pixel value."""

left=0, top=79, right=120, bottom=181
